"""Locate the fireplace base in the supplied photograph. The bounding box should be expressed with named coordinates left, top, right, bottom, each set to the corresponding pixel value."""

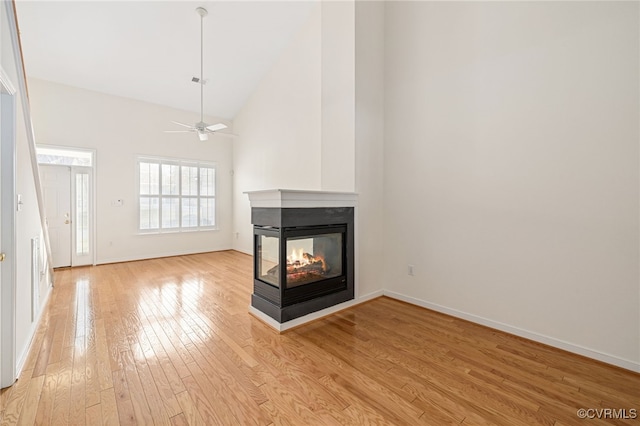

left=251, top=288, right=354, bottom=323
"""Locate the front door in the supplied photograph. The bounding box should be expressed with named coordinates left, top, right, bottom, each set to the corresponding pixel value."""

left=41, top=165, right=72, bottom=268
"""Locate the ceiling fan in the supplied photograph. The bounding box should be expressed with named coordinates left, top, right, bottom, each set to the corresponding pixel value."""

left=165, top=7, right=227, bottom=141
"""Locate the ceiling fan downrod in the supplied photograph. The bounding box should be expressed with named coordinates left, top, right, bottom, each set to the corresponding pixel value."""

left=196, top=7, right=208, bottom=125
left=164, top=6, right=228, bottom=141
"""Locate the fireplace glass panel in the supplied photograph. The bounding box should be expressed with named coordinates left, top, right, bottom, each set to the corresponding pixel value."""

left=286, top=233, right=343, bottom=288
left=257, top=234, right=280, bottom=287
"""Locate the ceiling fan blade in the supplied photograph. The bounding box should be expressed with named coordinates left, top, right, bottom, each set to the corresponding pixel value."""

left=164, top=130, right=193, bottom=133
left=205, top=123, right=227, bottom=132
left=170, top=120, right=195, bottom=129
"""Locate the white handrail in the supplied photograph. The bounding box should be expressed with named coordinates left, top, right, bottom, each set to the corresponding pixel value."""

left=5, top=0, right=55, bottom=287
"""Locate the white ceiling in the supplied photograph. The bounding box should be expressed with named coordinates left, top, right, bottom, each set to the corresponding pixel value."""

left=15, top=1, right=317, bottom=120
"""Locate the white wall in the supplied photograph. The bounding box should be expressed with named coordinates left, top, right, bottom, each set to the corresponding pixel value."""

left=28, top=79, right=233, bottom=264
left=384, top=2, right=639, bottom=369
left=232, top=6, right=322, bottom=254
left=354, top=1, right=385, bottom=297
left=14, top=94, right=48, bottom=368
left=321, top=1, right=355, bottom=192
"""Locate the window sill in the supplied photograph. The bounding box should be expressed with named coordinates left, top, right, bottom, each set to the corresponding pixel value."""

left=137, top=227, right=219, bottom=236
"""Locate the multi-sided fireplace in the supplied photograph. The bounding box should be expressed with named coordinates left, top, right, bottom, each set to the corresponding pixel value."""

left=247, top=190, right=355, bottom=323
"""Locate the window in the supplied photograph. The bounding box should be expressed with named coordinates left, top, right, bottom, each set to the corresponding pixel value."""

left=138, top=157, right=216, bottom=232
left=75, top=172, right=90, bottom=255
left=37, top=146, right=93, bottom=166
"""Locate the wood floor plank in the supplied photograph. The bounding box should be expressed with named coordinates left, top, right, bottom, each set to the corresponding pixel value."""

left=50, top=344, right=73, bottom=426
left=68, top=335, right=87, bottom=425
left=185, top=361, right=246, bottom=425
left=0, top=387, right=11, bottom=423
left=1, top=251, right=637, bottom=426
left=112, top=369, right=136, bottom=426
left=119, top=350, right=155, bottom=425
left=32, top=362, right=60, bottom=425
left=185, top=340, right=271, bottom=425
left=31, top=316, right=56, bottom=378
left=147, top=318, right=192, bottom=379
left=0, top=370, right=34, bottom=426
left=186, top=328, right=268, bottom=405
left=175, top=390, right=206, bottom=426
left=144, top=350, right=183, bottom=418
left=256, top=375, right=324, bottom=425
left=46, top=313, right=68, bottom=367
left=316, top=374, right=396, bottom=424
left=181, top=374, right=229, bottom=425
left=94, top=318, right=114, bottom=391
left=169, top=412, right=189, bottom=426
left=100, top=387, right=120, bottom=426
left=85, top=326, right=102, bottom=408
left=15, top=375, right=44, bottom=426
left=134, top=353, right=175, bottom=424
left=85, top=403, right=102, bottom=425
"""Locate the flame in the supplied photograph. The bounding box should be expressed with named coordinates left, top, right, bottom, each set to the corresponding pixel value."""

left=287, top=247, right=307, bottom=265
left=287, top=246, right=326, bottom=272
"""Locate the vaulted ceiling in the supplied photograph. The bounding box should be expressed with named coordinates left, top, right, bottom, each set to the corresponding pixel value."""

left=16, top=1, right=317, bottom=120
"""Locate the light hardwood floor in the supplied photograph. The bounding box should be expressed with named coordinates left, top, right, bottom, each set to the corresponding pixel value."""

left=0, top=250, right=638, bottom=425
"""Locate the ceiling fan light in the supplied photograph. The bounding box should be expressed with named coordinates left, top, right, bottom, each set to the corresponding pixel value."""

left=198, top=131, right=208, bottom=141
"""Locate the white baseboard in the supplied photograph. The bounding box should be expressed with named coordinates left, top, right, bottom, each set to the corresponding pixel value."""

left=384, top=290, right=640, bottom=373
left=15, top=281, right=53, bottom=378
left=97, top=247, right=233, bottom=265
left=249, top=289, right=384, bottom=332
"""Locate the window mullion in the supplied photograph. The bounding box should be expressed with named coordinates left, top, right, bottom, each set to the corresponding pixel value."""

left=158, top=161, right=163, bottom=230
left=178, top=163, right=183, bottom=230
left=197, top=166, right=201, bottom=228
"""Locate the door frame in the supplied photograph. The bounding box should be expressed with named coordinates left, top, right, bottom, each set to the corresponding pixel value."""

left=37, top=147, right=96, bottom=267
left=0, top=66, right=17, bottom=388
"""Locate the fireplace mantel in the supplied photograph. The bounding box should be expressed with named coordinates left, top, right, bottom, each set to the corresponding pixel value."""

left=245, top=189, right=357, bottom=209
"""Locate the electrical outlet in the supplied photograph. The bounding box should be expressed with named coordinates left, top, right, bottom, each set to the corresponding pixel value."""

left=408, top=264, right=414, bottom=276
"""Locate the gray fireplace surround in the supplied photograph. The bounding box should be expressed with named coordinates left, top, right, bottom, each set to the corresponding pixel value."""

left=245, top=190, right=357, bottom=323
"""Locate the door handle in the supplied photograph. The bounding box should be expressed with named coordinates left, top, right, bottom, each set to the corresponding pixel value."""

left=0, top=253, right=5, bottom=262
left=65, top=220, right=70, bottom=224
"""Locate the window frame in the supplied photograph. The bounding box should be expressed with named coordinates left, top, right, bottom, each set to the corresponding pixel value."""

left=137, top=156, right=217, bottom=234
